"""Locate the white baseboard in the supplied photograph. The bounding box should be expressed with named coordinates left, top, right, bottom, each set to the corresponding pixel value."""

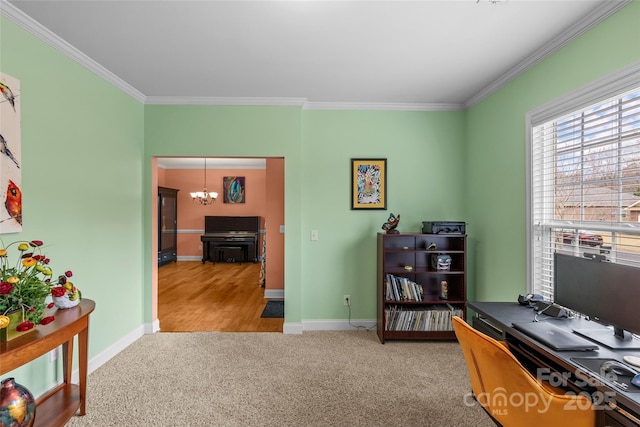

left=177, top=256, right=266, bottom=263
left=177, top=256, right=201, bottom=262
left=264, top=289, right=284, bottom=299
left=146, top=319, right=160, bottom=334
left=70, top=324, right=146, bottom=383
left=283, top=319, right=376, bottom=334
left=301, top=319, right=376, bottom=331
left=283, top=322, right=303, bottom=334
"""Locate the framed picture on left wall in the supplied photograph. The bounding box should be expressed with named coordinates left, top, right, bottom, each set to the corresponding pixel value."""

left=0, top=72, right=22, bottom=233
left=351, top=158, right=387, bottom=210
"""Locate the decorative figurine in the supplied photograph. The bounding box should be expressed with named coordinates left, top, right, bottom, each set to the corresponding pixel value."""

left=440, top=281, right=449, bottom=300
left=432, top=254, right=452, bottom=271
left=382, top=213, right=400, bottom=234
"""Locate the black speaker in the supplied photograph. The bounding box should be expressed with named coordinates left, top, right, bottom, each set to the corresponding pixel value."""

left=421, top=221, right=466, bottom=234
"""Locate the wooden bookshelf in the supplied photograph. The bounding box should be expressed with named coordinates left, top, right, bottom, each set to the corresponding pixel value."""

left=377, top=233, right=466, bottom=343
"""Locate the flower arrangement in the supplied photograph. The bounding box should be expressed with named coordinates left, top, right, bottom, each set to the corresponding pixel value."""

left=0, top=238, right=78, bottom=334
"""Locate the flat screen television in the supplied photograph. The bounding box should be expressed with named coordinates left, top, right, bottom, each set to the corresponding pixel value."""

left=554, top=252, right=640, bottom=349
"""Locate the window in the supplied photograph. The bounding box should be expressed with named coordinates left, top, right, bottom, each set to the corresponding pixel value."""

left=527, top=64, right=640, bottom=300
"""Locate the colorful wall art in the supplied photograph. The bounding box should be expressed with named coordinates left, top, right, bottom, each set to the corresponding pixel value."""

left=223, top=176, right=245, bottom=204
left=351, top=158, right=386, bottom=210
left=0, top=73, right=22, bottom=233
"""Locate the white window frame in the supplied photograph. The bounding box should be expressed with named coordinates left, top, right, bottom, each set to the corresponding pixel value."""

left=526, top=61, right=640, bottom=298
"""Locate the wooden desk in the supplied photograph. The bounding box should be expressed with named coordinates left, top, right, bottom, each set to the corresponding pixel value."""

left=0, top=299, right=95, bottom=427
left=468, top=301, right=640, bottom=427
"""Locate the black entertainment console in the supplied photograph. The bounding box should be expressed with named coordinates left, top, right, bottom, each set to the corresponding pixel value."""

left=468, top=302, right=640, bottom=427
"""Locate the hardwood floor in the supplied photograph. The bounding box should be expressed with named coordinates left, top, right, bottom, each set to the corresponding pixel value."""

left=158, top=261, right=283, bottom=332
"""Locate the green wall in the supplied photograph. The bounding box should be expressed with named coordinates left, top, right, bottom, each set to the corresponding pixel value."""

left=143, top=105, right=304, bottom=321
left=1, top=17, right=144, bottom=395
left=465, top=1, right=640, bottom=301
left=1, top=0, right=638, bottom=400
left=301, top=110, right=465, bottom=319
left=143, top=107, right=465, bottom=322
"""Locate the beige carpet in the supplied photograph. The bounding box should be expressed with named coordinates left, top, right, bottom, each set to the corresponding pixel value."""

left=65, top=330, right=495, bottom=427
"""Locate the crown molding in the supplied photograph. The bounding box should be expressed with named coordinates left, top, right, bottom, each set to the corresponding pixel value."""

left=145, top=96, right=306, bottom=107
left=2, top=0, right=630, bottom=111
left=0, top=0, right=146, bottom=103
left=527, top=60, right=640, bottom=126
left=145, top=97, right=461, bottom=111
left=303, top=102, right=463, bottom=112
left=464, top=0, right=631, bottom=109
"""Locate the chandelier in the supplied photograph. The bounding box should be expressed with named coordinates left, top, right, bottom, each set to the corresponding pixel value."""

left=190, top=158, right=218, bottom=205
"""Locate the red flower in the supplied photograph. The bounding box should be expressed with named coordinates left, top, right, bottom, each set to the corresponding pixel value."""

left=28, top=307, right=35, bottom=312
left=30, top=240, right=43, bottom=247
left=16, top=321, right=35, bottom=332
left=0, top=281, right=14, bottom=295
left=65, top=271, right=73, bottom=277
left=39, top=316, right=55, bottom=325
left=47, top=302, right=55, bottom=309
left=58, top=275, right=67, bottom=285
left=51, top=286, right=67, bottom=297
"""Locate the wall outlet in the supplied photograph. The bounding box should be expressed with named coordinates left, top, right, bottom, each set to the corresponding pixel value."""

left=343, top=295, right=351, bottom=306
left=198, top=244, right=202, bottom=250
left=311, top=230, right=319, bottom=241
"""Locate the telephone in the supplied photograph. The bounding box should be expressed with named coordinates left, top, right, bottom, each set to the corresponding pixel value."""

left=517, top=293, right=545, bottom=306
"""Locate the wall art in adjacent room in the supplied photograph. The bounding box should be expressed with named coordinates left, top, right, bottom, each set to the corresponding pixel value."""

left=223, top=176, right=245, bottom=204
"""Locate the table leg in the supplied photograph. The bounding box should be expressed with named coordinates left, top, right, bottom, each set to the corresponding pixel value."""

left=62, top=339, right=74, bottom=386
left=78, top=325, right=89, bottom=415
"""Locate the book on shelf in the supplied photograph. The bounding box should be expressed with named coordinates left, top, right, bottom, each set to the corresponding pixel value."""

left=384, top=274, right=423, bottom=302
left=384, top=304, right=463, bottom=332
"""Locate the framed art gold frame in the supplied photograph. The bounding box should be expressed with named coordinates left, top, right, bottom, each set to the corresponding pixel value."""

left=351, top=158, right=387, bottom=210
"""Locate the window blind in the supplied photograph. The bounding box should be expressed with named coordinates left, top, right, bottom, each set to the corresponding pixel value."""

left=531, top=88, right=640, bottom=299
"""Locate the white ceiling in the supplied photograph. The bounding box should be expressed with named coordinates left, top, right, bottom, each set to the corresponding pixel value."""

left=2, top=0, right=629, bottom=169
left=3, top=0, right=628, bottom=110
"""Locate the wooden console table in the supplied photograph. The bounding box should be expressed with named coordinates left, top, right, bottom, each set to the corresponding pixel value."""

left=0, top=299, right=95, bottom=427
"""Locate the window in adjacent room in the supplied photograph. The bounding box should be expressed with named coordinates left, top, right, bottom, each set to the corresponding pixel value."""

left=527, top=66, right=640, bottom=299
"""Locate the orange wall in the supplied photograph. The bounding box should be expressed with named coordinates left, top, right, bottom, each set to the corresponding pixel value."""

left=163, top=167, right=266, bottom=255
left=157, top=162, right=285, bottom=289
left=265, top=158, right=285, bottom=290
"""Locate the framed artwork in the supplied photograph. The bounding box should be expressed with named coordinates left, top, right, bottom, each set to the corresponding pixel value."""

left=351, top=158, right=386, bottom=210
left=0, top=72, right=22, bottom=233
left=223, top=176, right=245, bottom=203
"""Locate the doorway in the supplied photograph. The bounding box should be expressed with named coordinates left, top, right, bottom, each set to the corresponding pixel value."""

left=153, top=156, right=285, bottom=332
